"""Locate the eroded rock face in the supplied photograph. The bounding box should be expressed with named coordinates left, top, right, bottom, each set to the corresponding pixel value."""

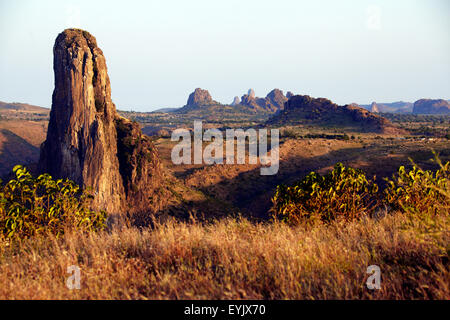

left=240, top=92, right=257, bottom=107
left=39, top=29, right=164, bottom=216
left=115, top=117, right=164, bottom=215
left=186, top=88, right=214, bottom=107
left=39, top=29, right=124, bottom=213
left=266, top=89, right=288, bottom=110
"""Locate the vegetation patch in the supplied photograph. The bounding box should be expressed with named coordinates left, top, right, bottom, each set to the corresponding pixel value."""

left=271, top=163, right=379, bottom=225
left=0, top=166, right=106, bottom=241
left=384, top=154, right=449, bottom=218
left=272, top=155, right=449, bottom=226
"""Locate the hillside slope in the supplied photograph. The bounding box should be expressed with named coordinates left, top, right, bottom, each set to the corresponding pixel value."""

left=268, top=95, right=403, bottom=134
left=0, top=129, right=40, bottom=178
left=413, top=99, right=450, bottom=115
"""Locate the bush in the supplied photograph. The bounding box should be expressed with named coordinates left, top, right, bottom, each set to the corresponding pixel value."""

left=271, top=163, right=379, bottom=225
left=282, top=128, right=297, bottom=139
left=384, top=155, right=449, bottom=218
left=0, top=166, right=107, bottom=240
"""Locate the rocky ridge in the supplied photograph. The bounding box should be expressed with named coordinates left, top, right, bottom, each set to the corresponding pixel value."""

left=240, top=88, right=288, bottom=112
left=267, top=95, right=403, bottom=133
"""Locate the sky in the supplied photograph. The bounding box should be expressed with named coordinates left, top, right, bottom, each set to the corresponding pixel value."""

left=0, top=0, right=449, bottom=111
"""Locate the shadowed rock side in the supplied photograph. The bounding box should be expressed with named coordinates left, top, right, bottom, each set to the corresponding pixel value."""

left=266, top=89, right=288, bottom=110
left=39, top=29, right=166, bottom=217
left=115, top=117, right=165, bottom=215
left=267, top=95, right=403, bottom=134
left=0, top=129, right=40, bottom=178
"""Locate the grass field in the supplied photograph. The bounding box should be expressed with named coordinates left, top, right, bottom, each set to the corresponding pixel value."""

left=0, top=211, right=448, bottom=299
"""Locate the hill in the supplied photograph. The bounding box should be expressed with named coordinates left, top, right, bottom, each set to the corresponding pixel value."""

left=177, top=88, right=290, bottom=115
left=173, top=88, right=272, bottom=125
left=360, top=101, right=413, bottom=113
left=0, top=101, right=49, bottom=113
left=0, top=128, right=40, bottom=178
left=177, top=88, right=220, bottom=113
left=0, top=120, right=47, bottom=178
left=176, top=103, right=271, bottom=123
left=413, top=99, right=450, bottom=115
left=267, top=95, right=403, bottom=133
left=0, top=101, right=50, bottom=121
left=239, top=88, right=288, bottom=112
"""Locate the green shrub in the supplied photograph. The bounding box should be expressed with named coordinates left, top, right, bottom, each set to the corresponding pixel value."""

left=384, top=156, right=449, bottom=218
left=271, top=163, right=379, bottom=225
left=282, top=128, right=297, bottom=139
left=0, top=165, right=107, bottom=240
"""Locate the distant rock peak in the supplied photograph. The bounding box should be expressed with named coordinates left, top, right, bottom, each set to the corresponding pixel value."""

left=266, top=89, right=288, bottom=109
left=186, top=88, right=215, bottom=107
left=231, top=96, right=240, bottom=106
left=240, top=88, right=287, bottom=112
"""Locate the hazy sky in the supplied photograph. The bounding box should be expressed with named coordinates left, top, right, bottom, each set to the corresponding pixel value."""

left=0, top=0, right=449, bottom=111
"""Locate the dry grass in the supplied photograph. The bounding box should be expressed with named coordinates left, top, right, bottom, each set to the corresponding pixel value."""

left=0, top=212, right=448, bottom=300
